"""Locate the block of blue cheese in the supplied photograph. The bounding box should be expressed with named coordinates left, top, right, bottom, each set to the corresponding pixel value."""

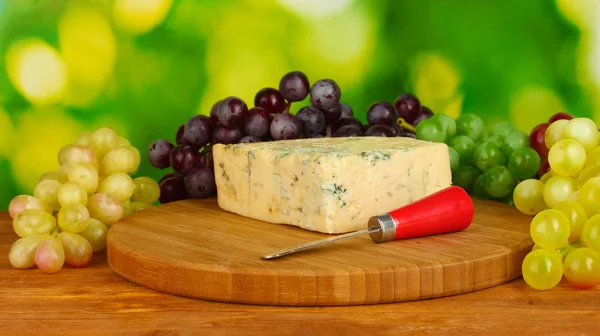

left=212, top=137, right=452, bottom=234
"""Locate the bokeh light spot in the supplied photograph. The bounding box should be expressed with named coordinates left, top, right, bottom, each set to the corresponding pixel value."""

left=509, top=86, right=566, bottom=132
left=411, top=53, right=461, bottom=116
left=0, top=107, right=14, bottom=158
left=276, top=0, right=353, bottom=19
left=113, top=0, right=174, bottom=36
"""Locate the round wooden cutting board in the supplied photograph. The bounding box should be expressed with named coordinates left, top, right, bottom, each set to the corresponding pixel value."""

left=106, top=197, right=533, bottom=306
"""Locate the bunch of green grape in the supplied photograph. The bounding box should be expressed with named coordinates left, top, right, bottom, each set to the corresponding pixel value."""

left=8, top=127, right=161, bottom=273
left=416, top=113, right=539, bottom=203
left=513, top=117, right=600, bottom=290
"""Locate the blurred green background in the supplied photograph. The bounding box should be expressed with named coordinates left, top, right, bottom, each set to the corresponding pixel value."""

left=0, top=0, right=599, bottom=209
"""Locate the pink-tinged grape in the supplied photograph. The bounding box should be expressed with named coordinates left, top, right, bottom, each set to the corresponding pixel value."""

left=581, top=214, right=600, bottom=252
left=8, top=195, right=53, bottom=219
left=97, top=173, right=135, bottom=201
left=58, top=144, right=73, bottom=165
left=542, top=175, right=577, bottom=207
left=548, top=138, right=586, bottom=177
left=34, top=237, right=65, bottom=273
left=57, top=181, right=88, bottom=207
left=8, top=234, right=47, bottom=269
left=552, top=200, right=589, bottom=243
left=578, top=165, right=600, bottom=188
left=579, top=177, right=600, bottom=215
left=87, top=193, right=124, bottom=227
left=117, top=136, right=130, bottom=147
left=131, top=176, right=160, bottom=204
left=586, top=147, right=600, bottom=167
left=544, top=119, right=569, bottom=149
left=310, top=79, right=341, bottom=111
left=74, top=131, right=92, bottom=146
left=39, top=171, right=68, bottom=184
left=279, top=71, right=310, bottom=102
left=57, top=203, right=89, bottom=233
left=130, top=201, right=152, bottom=213
left=563, top=247, right=600, bottom=289
left=522, top=249, right=564, bottom=290
left=57, top=232, right=93, bottom=268
left=254, top=88, right=286, bottom=114
left=13, top=209, right=56, bottom=237
left=562, top=118, right=600, bottom=152
left=67, top=145, right=98, bottom=169
left=122, top=200, right=133, bottom=217
left=530, top=209, right=571, bottom=249
left=89, top=127, right=119, bottom=157
left=34, top=179, right=62, bottom=212
left=102, top=146, right=138, bottom=175
left=78, top=218, right=108, bottom=251
left=513, top=179, right=547, bottom=215
left=148, top=139, right=175, bottom=168
left=68, top=162, right=99, bottom=194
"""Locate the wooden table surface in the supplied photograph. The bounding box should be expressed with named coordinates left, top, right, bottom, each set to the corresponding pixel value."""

left=1, top=212, right=598, bottom=335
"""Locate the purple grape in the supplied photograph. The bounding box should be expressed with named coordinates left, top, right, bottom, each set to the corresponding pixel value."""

left=279, top=71, right=310, bottom=102
left=175, top=125, right=189, bottom=146
left=398, top=131, right=417, bottom=139
left=393, top=123, right=402, bottom=135
left=147, top=139, right=175, bottom=169
left=210, top=100, right=221, bottom=124
left=169, top=145, right=203, bottom=175
left=254, top=88, right=286, bottom=114
left=340, top=102, right=353, bottom=117
left=332, top=116, right=363, bottom=133
left=184, top=168, right=216, bottom=198
left=183, top=115, right=213, bottom=148
left=323, top=102, right=342, bottom=125
left=213, top=124, right=244, bottom=144
left=238, top=135, right=262, bottom=143
left=333, top=124, right=364, bottom=137
left=199, top=151, right=214, bottom=169
left=159, top=172, right=177, bottom=185
left=304, top=133, right=324, bottom=138
left=296, top=106, right=325, bottom=135
left=412, top=106, right=434, bottom=126
left=243, top=107, right=271, bottom=139
left=394, top=94, right=421, bottom=124
left=217, top=96, right=248, bottom=128
left=309, top=79, right=341, bottom=111
left=270, top=113, right=301, bottom=140
left=367, top=101, right=398, bottom=126
left=365, top=125, right=396, bottom=137
left=159, top=175, right=188, bottom=204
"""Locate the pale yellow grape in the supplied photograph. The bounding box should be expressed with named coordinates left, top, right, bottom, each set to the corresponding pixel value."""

left=57, top=181, right=88, bottom=207
left=57, top=232, right=93, bottom=267
left=131, top=201, right=152, bottom=213
left=540, top=172, right=553, bottom=183
left=552, top=200, right=589, bottom=243
left=581, top=215, right=600, bottom=252
left=101, top=146, right=136, bottom=175
left=545, top=119, right=569, bottom=149
left=513, top=179, right=547, bottom=215
left=8, top=195, right=53, bottom=219
left=58, top=162, right=72, bottom=176
left=57, top=203, right=89, bottom=233
left=567, top=190, right=580, bottom=202
left=579, top=177, right=600, bottom=215
left=127, top=145, right=141, bottom=172
left=66, top=145, right=98, bottom=169
left=33, top=179, right=62, bottom=212
left=122, top=200, right=133, bottom=217
left=57, top=144, right=72, bottom=165
left=578, top=165, right=600, bottom=188
left=90, top=127, right=118, bottom=157
left=75, top=131, right=92, bottom=146
left=78, top=218, right=108, bottom=251
left=97, top=173, right=134, bottom=201
left=13, top=209, right=56, bottom=237
left=563, top=118, right=600, bottom=152
left=9, top=234, right=47, bottom=269
left=87, top=193, right=124, bottom=226
left=530, top=209, right=571, bottom=249
left=542, top=175, right=577, bottom=207
left=67, top=162, right=99, bottom=194
left=586, top=147, right=600, bottom=167
left=132, top=176, right=160, bottom=204
left=117, top=136, right=130, bottom=147
left=548, top=138, right=586, bottom=177
left=39, top=171, right=68, bottom=184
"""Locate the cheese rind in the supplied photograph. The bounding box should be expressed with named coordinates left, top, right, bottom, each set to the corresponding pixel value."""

left=212, top=137, right=452, bottom=234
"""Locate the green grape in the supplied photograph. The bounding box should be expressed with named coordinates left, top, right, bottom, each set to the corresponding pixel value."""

left=513, top=179, right=547, bottom=215
left=486, top=134, right=504, bottom=149
left=448, top=147, right=459, bottom=172
left=545, top=119, right=569, bottom=150
left=586, top=147, right=600, bottom=167
left=531, top=241, right=577, bottom=259
left=530, top=209, right=571, bottom=249
left=581, top=214, right=600, bottom=252
left=489, top=122, right=515, bottom=138
left=131, top=177, right=160, bottom=204
left=57, top=203, right=90, bottom=233
left=430, top=113, right=456, bottom=141
left=563, top=247, right=600, bottom=289
left=451, top=165, right=480, bottom=192
left=416, top=118, right=446, bottom=143
left=13, top=209, right=57, bottom=237
left=455, top=113, right=484, bottom=142
left=548, top=138, right=586, bottom=177
left=473, top=142, right=506, bottom=172
left=78, top=218, right=108, bottom=251
left=552, top=200, right=589, bottom=243
left=448, top=135, right=476, bottom=164
left=543, top=175, right=577, bottom=207
left=502, top=131, right=529, bottom=158
left=578, top=165, right=600, bottom=188
left=500, top=191, right=514, bottom=206
left=472, top=174, right=492, bottom=199
left=522, top=249, right=564, bottom=290
left=482, top=165, right=515, bottom=198
left=579, top=177, right=600, bottom=215
left=508, top=147, right=541, bottom=180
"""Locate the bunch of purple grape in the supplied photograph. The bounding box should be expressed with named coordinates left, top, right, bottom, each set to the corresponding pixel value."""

left=147, top=70, right=434, bottom=203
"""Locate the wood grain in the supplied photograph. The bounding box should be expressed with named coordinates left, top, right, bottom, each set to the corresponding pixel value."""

left=0, top=212, right=599, bottom=335
left=106, top=197, right=532, bottom=306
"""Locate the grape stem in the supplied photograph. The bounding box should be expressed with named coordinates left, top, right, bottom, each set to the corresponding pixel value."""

left=397, top=118, right=416, bottom=133
left=284, top=102, right=291, bottom=114
left=51, top=226, right=60, bottom=237
left=326, top=125, right=332, bottom=137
